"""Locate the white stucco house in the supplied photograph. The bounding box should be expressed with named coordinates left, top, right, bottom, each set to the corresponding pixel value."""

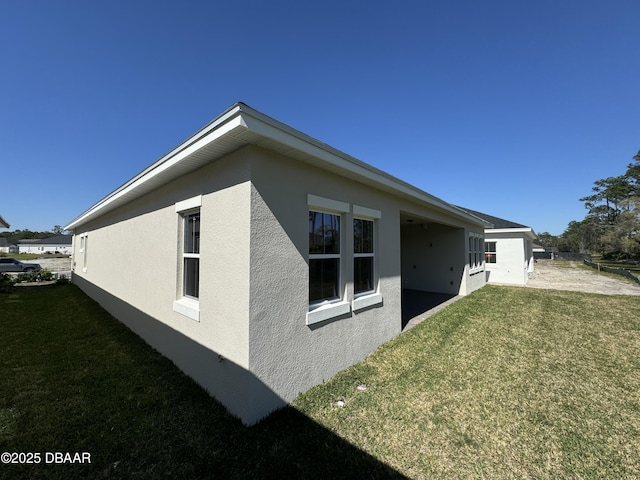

left=18, top=235, right=73, bottom=255
left=65, top=102, right=491, bottom=425
left=0, top=238, right=18, bottom=254
left=459, top=208, right=537, bottom=285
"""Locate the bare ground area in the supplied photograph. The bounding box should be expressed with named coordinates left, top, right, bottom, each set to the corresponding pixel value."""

left=527, top=260, right=640, bottom=296
left=31, top=256, right=73, bottom=272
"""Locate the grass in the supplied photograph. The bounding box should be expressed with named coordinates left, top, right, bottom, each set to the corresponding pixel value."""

left=1, top=285, right=640, bottom=479
left=0, top=253, right=70, bottom=260
left=582, top=256, right=640, bottom=284
left=590, top=254, right=640, bottom=275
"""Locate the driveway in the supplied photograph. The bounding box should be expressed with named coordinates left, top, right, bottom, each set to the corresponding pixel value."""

left=526, top=260, right=640, bottom=296
left=17, top=257, right=73, bottom=273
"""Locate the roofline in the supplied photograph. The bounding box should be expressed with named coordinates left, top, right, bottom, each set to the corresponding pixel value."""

left=66, top=102, right=487, bottom=230
left=486, top=227, right=538, bottom=239
left=452, top=207, right=494, bottom=228
left=0, top=215, right=9, bottom=229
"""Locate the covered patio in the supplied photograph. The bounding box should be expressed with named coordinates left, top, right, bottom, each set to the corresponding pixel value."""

left=399, top=211, right=467, bottom=331
left=401, top=289, right=460, bottom=331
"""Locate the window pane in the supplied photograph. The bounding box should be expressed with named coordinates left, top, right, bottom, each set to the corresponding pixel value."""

left=485, top=242, right=496, bottom=264
left=309, top=211, right=323, bottom=254
left=354, top=219, right=373, bottom=253
left=184, top=213, right=200, bottom=254
left=309, top=211, right=340, bottom=254
left=322, top=213, right=340, bottom=254
left=309, top=258, right=339, bottom=303
left=184, top=258, right=199, bottom=298
left=354, top=257, right=373, bottom=294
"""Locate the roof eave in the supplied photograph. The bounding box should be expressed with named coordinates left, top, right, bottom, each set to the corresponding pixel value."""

left=66, top=103, right=487, bottom=230
left=486, top=227, right=538, bottom=240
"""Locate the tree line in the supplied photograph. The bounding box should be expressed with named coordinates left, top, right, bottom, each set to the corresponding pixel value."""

left=538, top=151, right=639, bottom=260
left=0, top=226, right=69, bottom=240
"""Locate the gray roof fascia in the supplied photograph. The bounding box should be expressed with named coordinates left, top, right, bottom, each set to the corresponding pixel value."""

left=65, top=104, right=248, bottom=230
left=0, top=215, right=9, bottom=229
left=66, top=102, right=487, bottom=230
left=239, top=106, right=489, bottom=227
left=486, top=227, right=538, bottom=240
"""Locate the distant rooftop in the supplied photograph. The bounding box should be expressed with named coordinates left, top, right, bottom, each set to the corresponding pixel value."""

left=456, top=207, right=530, bottom=230
left=0, top=237, right=17, bottom=247
left=18, top=235, right=72, bottom=245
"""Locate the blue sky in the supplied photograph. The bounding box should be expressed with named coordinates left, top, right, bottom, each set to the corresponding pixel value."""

left=2, top=1, right=638, bottom=235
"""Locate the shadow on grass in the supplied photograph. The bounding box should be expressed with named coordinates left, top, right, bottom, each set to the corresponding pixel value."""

left=401, top=289, right=457, bottom=329
left=0, top=284, right=406, bottom=479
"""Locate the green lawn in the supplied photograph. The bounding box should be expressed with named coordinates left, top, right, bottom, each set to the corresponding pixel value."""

left=0, top=253, right=70, bottom=261
left=1, top=284, right=639, bottom=479
left=590, top=254, right=640, bottom=276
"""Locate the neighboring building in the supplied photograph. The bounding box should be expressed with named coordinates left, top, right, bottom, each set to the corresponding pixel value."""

left=459, top=208, right=537, bottom=285
left=0, top=237, right=18, bottom=254
left=65, top=102, right=490, bottom=425
left=0, top=215, right=9, bottom=229
left=533, top=244, right=553, bottom=260
left=18, top=235, right=73, bottom=255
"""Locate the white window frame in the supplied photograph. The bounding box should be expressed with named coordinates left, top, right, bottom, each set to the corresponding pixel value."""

left=352, top=205, right=383, bottom=311
left=485, top=241, right=497, bottom=264
left=469, top=233, right=485, bottom=275
left=173, top=195, right=202, bottom=322
left=306, top=195, right=350, bottom=325
left=79, top=232, right=89, bottom=273
left=308, top=211, right=342, bottom=304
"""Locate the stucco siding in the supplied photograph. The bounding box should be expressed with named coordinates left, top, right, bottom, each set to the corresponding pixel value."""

left=401, top=223, right=466, bottom=294
left=70, top=150, right=255, bottom=420
left=485, top=233, right=528, bottom=285
left=247, top=148, right=402, bottom=413
left=69, top=141, right=488, bottom=424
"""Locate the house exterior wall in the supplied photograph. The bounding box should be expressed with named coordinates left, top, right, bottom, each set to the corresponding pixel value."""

left=246, top=148, right=402, bottom=412
left=70, top=149, right=261, bottom=422
left=69, top=144, right=487, bottom=425
left=245, top=147, right=485, bottom=418
left=400, top=223, right=466, bottom=294
left=484, top=232, right=529, bottom=285
left=463, top=227, right=488, bottom=295
left=525, top=239, right=534, bottom=273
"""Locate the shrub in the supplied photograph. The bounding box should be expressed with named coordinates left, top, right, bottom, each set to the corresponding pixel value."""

left=16, top=269, right=55, bottom=283
left=0, top=273, right=15, bottom=293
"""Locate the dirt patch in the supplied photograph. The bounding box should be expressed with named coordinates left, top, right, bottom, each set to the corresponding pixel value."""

left=30, top=257, right=73, bottom=272
left=527, top=260, right=640, bottom=296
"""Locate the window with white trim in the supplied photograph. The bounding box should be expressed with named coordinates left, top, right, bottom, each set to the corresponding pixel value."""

left=353, top=218, right=374, bottom=295
left=485, top=241, right=497, bottom=263
left=80, top=233, right=88, bottom=273
left=309, top=210, right=341, bottom=304
left=469, top=233, right=484, bottom=273
left=173, top=195, right=202, bottom=321
left=182, top=211, right=200, bottom=298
